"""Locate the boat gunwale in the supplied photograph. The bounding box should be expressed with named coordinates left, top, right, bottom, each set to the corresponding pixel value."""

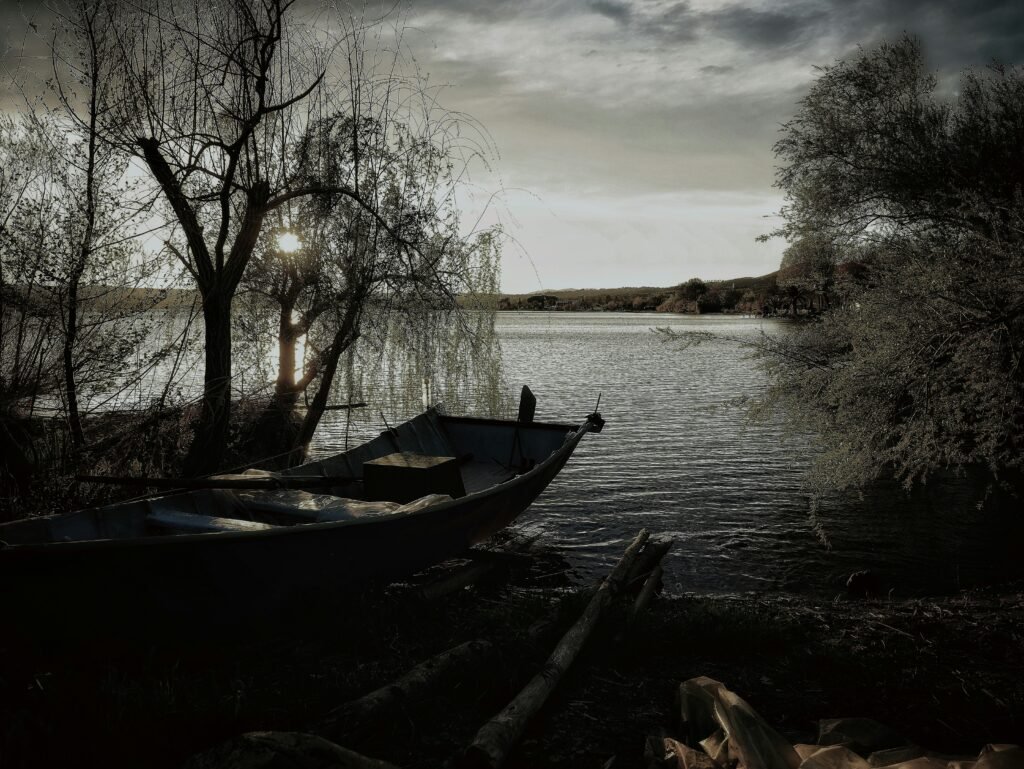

left=2, top=418, right=591, bottom=553
left=438, top=414, right=579, bottom=432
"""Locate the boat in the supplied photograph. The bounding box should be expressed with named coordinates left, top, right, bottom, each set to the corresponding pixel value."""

left=0, top=403, right=603, bottom=641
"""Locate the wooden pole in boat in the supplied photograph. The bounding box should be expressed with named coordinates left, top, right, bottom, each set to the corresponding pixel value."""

left=460, top=528, right=650, bottom=769
left=76, top=474, right=357, bottom=490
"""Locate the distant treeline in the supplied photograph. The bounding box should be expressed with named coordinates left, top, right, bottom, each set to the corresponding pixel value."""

left=1, top=284, right=197, bottom=312
left=492, top=272, right=785, bottom=314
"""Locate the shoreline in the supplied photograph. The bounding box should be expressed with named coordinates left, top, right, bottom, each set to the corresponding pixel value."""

left=4, top=557, right=1021, bottom=769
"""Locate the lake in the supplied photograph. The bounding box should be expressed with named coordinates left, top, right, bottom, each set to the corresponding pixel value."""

left=316, top=311, right=1024, bottom=596
left=75, top=308, right=1023, bottom=596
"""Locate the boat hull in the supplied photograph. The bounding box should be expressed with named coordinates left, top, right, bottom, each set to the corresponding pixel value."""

left=1, top=416, right=590, bottom=642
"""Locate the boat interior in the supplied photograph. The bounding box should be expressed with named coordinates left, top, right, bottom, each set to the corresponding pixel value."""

left=0, top=410, right=579, bottom=546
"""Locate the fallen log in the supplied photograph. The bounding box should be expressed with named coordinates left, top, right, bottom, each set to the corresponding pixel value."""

left=415, top=537, right=538, bottom=601
left=315, top=638, right=495, bottom=742
left=460, top=528, right=651, bottom=769
left=183, top=731, right=399, bottom=769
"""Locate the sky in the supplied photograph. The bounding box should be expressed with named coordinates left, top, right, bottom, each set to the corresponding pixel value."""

left=4, top=0, right=1024, bottom=292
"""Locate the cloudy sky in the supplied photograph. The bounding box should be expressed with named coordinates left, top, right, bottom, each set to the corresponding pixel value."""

left=4, top=1, right=1024, bottom=292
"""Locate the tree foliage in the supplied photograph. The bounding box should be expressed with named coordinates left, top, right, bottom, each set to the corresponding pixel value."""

left=81, top=0, right=501, bottom=472
left=1, top=0, right=506, bottom=512
left=760, top=36, right=1024, bottom=492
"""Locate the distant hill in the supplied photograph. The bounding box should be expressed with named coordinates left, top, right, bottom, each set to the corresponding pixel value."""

left=494, top=272, right=779, bottom=313
left=706, top=272, right=779, bottom=292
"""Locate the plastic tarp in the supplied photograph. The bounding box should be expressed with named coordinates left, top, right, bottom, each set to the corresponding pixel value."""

left=235, top=487, right=453, bottom=522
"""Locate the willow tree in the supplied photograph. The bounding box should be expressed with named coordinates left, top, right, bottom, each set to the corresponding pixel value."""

left=93, top=0, right=461, bottom=474
left=242, top=108, right=503, bottom=463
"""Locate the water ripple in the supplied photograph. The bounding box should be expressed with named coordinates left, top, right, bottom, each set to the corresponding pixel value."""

left=490, top=312, right=1024, bottom=596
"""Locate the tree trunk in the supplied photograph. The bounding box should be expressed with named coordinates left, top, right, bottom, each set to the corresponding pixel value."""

left=63, top=10, right=102, bottom=451
left=62, top=280, right=86, bottom=448
left=274, top=283, right=304, bottom=400
left=290, top=297, right=364, bottom=463
left=276, top=314, right=298, bottom=396
left=184, top=289, right=234, bottom=475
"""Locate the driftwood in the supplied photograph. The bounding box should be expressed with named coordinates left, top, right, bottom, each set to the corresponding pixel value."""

left=631, top=538, right=672, bottom=619
left=626, top=538, right=674, bottom=591
left=461, top=528, right=651, bottom=769
left=183, top=731, right=399, bottom=769
left=315, top=638, right=495, bottom=742
left=415, top=537, right=538, bottom=601
left=632, top=562, right=665, bottom=619
left=416, top=562, right=498, bottom=601
left=465, top=537, right=539, bottom=565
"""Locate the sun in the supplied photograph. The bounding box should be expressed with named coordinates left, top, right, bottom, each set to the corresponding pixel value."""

left=278, top=231, right=301, bottom=253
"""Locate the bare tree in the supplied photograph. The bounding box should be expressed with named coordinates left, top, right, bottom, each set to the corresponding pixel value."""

left=44, top=0, right=157, bottom=446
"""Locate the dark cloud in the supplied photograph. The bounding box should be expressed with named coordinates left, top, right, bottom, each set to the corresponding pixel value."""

left=590, top=0, right=632, bottom=24
left=831, top=0, right=1024, bottom=72
left=699, top=64, right=735, bottom=76
left=635, top=2, right=699, bottom=44
left=699, top=5, right=828, bottom=50
left=572, top=0, right=1024, bottom=68
left=576, top=1, right=827, bottom=52
left=579, top=1, right=825, bottom=53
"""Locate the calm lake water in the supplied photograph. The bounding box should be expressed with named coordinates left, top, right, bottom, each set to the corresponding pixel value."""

left=317, top=311, right=1024, bottom=597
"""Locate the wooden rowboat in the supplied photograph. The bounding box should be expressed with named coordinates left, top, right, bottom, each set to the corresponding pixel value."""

left=0, top=405, right=603, bottom=641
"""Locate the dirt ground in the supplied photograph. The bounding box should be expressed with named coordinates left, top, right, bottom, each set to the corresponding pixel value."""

left=2, top=545, right=1022, bottom=769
